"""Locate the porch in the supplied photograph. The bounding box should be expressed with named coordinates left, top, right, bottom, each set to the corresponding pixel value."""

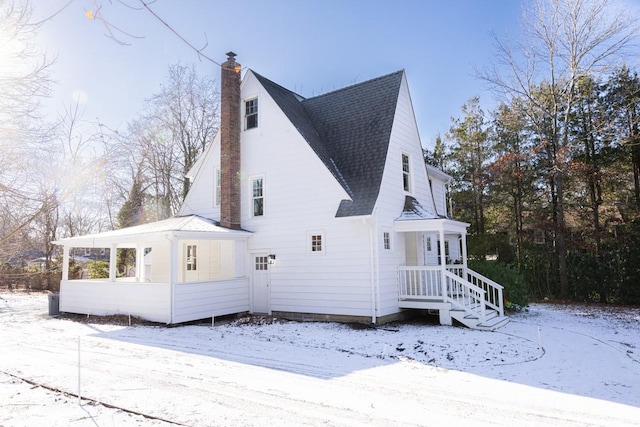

left=393, top=212, right=508, bottom=330
left=53, top=215, right=252, bottom=324
left=397, top=265, right=508, bottom=330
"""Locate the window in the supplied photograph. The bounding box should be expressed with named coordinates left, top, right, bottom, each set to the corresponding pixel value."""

left=437, top=240, right=450, bottom=264
left=215, top=168, right=221, bottom=206
left=383, top=232, right=391, bottom=250
left=252, top=177, right=264, bottom=216
left=255, top=256, right=268, bottom=271
left=426, top=237, right=432, bottom=251
left=308, top=231, right=325, bottom=254
left=402, top=153, right=411, bottom=192
left=245, top=98, right=258, bottom=129
left=186, top=245, right=197, bottom=271
left=311, top=234, right=323, bottom=253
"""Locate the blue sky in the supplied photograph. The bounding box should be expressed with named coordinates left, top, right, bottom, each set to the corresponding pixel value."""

left=36, top=1, right=526, bottom=148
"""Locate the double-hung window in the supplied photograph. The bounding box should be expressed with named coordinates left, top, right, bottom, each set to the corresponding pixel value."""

left=402, top=153, right=411, bottom=192
left=252, top=177, right=264, bottom=217
left=245, top=98, right=258, bottom=129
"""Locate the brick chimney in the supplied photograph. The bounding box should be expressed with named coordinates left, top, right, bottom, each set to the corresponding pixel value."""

left=220, top=52, right=242, bottom=229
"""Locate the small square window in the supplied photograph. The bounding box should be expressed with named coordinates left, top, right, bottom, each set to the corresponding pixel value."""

left=308, top=232, right=325, bottom=254
left=383, top=232, right=391, bottom=250
left=245, top=98, right=258, bottom=129
left=311, top=235, right=323, bottom=252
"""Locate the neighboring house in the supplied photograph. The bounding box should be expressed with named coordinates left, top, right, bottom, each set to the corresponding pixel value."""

left=54, top=53, right=507, bottom=330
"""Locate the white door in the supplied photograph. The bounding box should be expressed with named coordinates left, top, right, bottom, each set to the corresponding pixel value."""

left=252, top=254, right=270, bottom=314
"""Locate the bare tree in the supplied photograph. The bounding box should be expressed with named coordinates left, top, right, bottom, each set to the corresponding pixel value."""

left=479, top=0, right=638, bottom=299
left=107, top=63, right=219, bottom=222
left=0, top=0, right=54, bottom=261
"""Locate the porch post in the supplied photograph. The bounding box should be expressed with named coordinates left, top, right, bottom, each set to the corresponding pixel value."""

left=62, top=246, right=70, bottom=281
left=109, top=244, right=117, bottom=282
left=136, top=244, right=145, bottom=282
left=438, top=227, right=447, bottom=298
left=168, top=237, right=178, bottom=323
left=461, top=230, right=468, bottom=274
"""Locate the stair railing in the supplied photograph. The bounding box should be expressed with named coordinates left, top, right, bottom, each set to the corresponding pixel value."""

left=466, top=269, right=505, bottom=316
left=443, top=270, right=487, bottom=324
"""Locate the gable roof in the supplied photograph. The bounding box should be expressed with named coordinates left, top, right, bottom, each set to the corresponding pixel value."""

left=252, top=70, right=404, bottom=217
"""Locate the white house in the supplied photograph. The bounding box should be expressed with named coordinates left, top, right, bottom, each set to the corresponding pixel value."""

left=54, top=53, right=507, bottom=330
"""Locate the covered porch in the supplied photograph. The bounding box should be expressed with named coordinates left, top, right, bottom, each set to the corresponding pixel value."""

left=53, top=215, right=252, bottom=324
left=394, top=216, right=507, bottom=330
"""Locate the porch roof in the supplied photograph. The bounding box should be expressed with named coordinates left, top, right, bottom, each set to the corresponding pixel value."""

left=394, top=217, right=469, bottom=234
left=53, top=215, right=252, bottom=248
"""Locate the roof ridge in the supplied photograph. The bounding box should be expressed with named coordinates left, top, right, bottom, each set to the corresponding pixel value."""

left=250, top=70, right=305, bottom=100
left=305, top=69, right=404, bottom=101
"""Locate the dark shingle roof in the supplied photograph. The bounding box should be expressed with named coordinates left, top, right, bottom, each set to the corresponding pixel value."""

left=252, top=70, right=404, bottom=217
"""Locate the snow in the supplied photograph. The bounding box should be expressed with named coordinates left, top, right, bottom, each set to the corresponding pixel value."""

left=1, top=292, right=639, bottom=426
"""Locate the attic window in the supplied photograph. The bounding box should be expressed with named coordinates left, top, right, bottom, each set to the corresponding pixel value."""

left=245, top=98, right=258, bottom=129
left=402, top=153, right=411, bottom=192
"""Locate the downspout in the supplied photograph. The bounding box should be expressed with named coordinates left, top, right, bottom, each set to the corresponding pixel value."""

left=363, top=217, right=378, bottom=324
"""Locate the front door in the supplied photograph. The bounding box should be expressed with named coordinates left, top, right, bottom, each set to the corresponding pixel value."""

left=252, top=254, right=270, bottom=314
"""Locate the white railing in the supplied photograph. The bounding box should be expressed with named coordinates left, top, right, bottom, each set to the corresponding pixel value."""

left=443, top=270, right=486, bottom=324
left=398, top=266, right=443, bottom=299
left=467, top=269, right=505, bottom=316
left=399, top=266, right=505, bottom=323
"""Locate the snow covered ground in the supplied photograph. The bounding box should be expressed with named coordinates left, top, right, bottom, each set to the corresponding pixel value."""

left=1, top=291, right=639, bottom=426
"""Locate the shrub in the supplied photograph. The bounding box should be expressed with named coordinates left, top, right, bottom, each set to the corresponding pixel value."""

left=87, top=260, right=109, bottom=279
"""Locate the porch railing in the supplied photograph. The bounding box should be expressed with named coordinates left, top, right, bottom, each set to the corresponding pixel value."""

left=443, top=270, right=486, bottom=324
left=397, top=266, right=443, bottom=299
left=398, top=265, right=504, bottom=322
left=466, top=269, right=504, bottom=316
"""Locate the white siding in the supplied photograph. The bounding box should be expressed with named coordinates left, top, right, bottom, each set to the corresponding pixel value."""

left=60, top=280, right=171, bottom=323
left=238, top=72, right=372, bottom=317
left=172, top=278, right=249, bottom=323
left=374, top=73, right=435, bottom=317
left=179, top=134, right=221, bottom=218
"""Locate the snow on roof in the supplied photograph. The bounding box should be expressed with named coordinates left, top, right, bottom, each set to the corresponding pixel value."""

left=53, top=215, right=252, bottom=247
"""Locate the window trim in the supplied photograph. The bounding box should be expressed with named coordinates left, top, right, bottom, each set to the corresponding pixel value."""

left=251, top=175, right=265, bottom=217
left=307, top=230, right=326, bottom=255
left=402, top=153, right=411, bottom=193
left=245, top=97, right=258, bottom=130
